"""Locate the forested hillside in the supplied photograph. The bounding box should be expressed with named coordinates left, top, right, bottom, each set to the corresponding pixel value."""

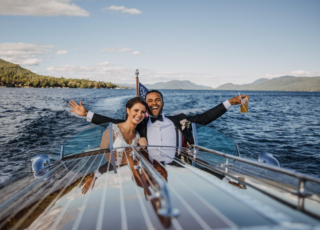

left=0, top=59, right=118, bottom=88
left=215, top=76, right=320, bottom=91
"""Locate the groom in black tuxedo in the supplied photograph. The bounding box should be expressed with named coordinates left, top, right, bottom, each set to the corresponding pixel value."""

left=69, top=90, right=248, bottom=157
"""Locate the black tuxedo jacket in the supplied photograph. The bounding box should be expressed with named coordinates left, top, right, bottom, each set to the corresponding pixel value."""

left=92, top=103, right=227, bottom=145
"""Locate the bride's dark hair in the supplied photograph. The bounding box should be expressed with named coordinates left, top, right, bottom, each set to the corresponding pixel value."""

left=125, top=97, right=148, bottom=120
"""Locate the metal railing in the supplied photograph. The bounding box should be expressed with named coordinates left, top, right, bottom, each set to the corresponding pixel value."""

left=109, top=122, right=117, bottom=174
left=131, top=146, right=180, bottom=218
left=192, top=145, right=320, bottom=213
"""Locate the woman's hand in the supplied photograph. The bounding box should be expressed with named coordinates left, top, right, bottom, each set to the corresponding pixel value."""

left=138, top=137, right=148, bottom=148
left=82, top=174, right=96, bottom=194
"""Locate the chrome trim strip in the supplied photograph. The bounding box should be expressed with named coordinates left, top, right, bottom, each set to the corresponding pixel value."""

left=118, top=163, right=128, bottom=230
left=191, top=123, right=198, bottom=146
left=193, top=145, right=320, bottom=185
left=61, top=148, right=111, bottom=160
left=191, top=123, right=198, bottom=167
left=52, top=154, right=100, bottom=230
left=170, top=157, right=295, bottom=225
left=25, top=155, right=93, bottom=228
left=172, top=175, right=237, bottom=229
left=96, top=158, right=111, bottom=230
left=10, top=154, right=92, bottom=230
left=0, top=160, right=65, bottom=213
left=71, top=154, right=105, bottom=230
left=131, top=146, right=180, bottom=218
left=109, top=122, right=117, bottom=174
left=169, top=186, right=211, bottom=229
left=123, top=153, right=154, bottom=230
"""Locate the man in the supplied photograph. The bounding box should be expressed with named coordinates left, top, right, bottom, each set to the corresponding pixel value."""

left=69, top=90, right=248, bottom=163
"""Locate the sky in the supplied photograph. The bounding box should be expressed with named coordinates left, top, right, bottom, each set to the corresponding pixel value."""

left=0, top=0, right=319, bottom=88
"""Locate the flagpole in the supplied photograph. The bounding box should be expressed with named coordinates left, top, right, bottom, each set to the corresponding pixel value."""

left=135, top=69, right=139, bottom=97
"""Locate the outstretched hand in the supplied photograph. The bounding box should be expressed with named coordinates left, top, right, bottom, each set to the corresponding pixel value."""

left=228, top=95, right=249, bottom=105
left=69, top=100, right=88, bottom=117
left=82, top=174, right=96, bottom=194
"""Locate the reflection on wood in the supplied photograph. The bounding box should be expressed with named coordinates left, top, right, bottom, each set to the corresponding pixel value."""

left=2, top=173, right=94, bottom=230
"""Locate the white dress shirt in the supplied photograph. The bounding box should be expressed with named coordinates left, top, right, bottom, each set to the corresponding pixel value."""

left=147, top=114, right=178, bottom=163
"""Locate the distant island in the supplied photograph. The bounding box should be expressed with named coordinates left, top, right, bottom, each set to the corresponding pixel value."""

left=0, top=59, right=119, bottom=88
left=215, top=75, right=320, bottom=92
left=118, top=80, right=213, bottom=90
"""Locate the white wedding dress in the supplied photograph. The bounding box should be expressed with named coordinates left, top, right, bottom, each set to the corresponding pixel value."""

left=112, top=123, right=140, bottom=166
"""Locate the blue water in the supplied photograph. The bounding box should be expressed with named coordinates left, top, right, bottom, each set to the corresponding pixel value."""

left=0, top=88, right=319, bottom=188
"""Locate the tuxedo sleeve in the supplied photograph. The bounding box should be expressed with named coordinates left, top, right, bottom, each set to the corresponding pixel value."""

left=91, top=113, right=125, bottom=125
left=186, top=103, right=227, bottom=125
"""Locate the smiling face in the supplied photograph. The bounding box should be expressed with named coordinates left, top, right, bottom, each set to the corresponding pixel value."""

left=146, top=92, right=164, bottom=117
left=126, top=103, right=146, bottom=125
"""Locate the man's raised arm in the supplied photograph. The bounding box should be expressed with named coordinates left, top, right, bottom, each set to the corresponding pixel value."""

left=186, top=95, right=249, bottom=125
left=68, top=100, right=124, bottom=125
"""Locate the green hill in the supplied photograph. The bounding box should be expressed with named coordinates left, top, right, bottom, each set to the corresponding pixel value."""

left=215, top=76, right=320, bottom=92
left=0, top=59, right=118, bottom=88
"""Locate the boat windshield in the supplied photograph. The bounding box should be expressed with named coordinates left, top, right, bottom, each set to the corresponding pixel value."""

left=61, top=122, right=238, bottom=158
left=62, top=123, right=109, bottom=158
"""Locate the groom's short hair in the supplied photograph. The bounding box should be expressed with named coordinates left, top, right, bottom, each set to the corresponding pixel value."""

left=145, top=90, right=164, bottom=102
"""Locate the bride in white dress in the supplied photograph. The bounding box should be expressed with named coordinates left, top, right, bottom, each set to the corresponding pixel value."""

left=100, top=97, right=148, bottom=166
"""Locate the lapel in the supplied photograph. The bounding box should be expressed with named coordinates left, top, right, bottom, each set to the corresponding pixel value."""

left=166, top=115, right=194, bottom=145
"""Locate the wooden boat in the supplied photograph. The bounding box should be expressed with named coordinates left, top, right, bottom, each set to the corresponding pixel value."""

left=0, top=123, right=320, bottom=230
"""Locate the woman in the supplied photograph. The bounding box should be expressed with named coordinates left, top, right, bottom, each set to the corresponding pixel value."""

left=82, top=97, right=148, bottom=194
left=100, top=96, right=148, bottom=166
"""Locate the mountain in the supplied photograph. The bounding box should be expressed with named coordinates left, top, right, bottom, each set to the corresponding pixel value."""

left=251, top=78, right=269, bottom=85
left=118, top=80, right=213, bottom=90
left=215, top=76, right=320, bottom=91
left=0, top=59, right=37, bottom=77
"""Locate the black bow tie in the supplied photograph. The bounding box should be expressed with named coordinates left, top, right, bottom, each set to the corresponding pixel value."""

left=151, top=116, right=163, bottom=123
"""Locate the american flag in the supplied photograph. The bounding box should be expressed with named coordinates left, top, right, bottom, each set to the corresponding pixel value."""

left=138, top=82, right=149, bottom=100
left=138, top=82, right=149, bottom=116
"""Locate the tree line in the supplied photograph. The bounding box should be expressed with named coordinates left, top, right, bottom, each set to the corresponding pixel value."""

left=0, top=59, right=119, bottom=88
left=0, top=72, right=118, bottom=88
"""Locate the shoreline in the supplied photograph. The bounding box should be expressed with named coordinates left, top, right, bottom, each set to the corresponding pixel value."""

left=1, top=87, right=319, bottom=92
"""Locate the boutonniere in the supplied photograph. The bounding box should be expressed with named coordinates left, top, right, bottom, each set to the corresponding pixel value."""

left=180, top=119, right=191, bottom=131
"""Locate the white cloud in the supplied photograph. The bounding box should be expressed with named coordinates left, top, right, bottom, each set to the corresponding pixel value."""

left=132, top=51, right=141, bottom=55
left=103, top=5, right=142, bottom=15
left=0, top=43, right=53, bottom=65
left=100, top=46, right=131, bottom=53
left=0, top=0, right=90, bottom=17
left=46, top=64, right=127, bottom=80
left=21, top=58, right=43, bottom=65
left=56, top=50, right=68, bottom=55
left=45, top=63, right=226, bottom=88
left=96, top=61, right=110, bottom=66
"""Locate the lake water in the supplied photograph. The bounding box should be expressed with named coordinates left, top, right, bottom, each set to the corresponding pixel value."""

left=0, top=88, right=319, bottom=188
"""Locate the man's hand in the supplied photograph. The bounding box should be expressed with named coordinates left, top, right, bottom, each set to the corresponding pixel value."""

left=228, top=95, right=249, bottom=105
left=69, top=100, right=88, bottom=117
